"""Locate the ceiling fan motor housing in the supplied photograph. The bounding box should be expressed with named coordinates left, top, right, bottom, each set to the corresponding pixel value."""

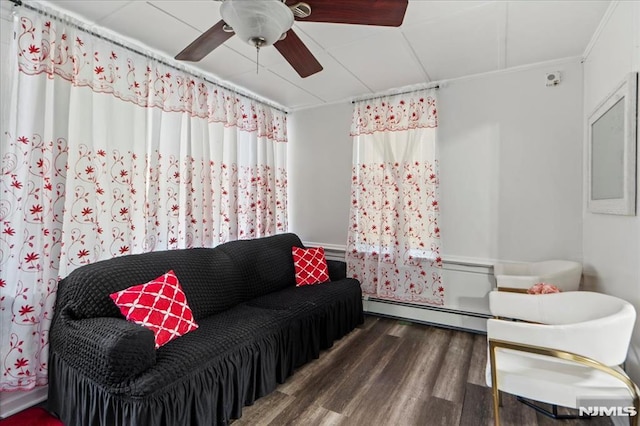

left=220, top=0, right=294, bottom=47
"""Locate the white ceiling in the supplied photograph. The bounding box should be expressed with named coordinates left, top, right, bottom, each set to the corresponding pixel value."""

left=42, top=0, right=611, bottom=111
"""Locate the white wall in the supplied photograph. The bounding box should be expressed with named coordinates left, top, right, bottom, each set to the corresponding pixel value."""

left=288, top=102, right=353, bottom=247
left=438, top=60, right=584, bottom=262
left=289, top=59, right=584, bottom=264
left=582, top=0, right=640, bottom=384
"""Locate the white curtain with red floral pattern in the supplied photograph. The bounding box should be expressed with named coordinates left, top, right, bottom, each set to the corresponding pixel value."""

left=346, top=91, right=443, bottom=305
left=0, top=10, right=287, bottom=391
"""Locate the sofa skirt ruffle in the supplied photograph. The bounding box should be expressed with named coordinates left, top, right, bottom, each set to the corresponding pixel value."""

left=48, top=292, right=364, bottom=426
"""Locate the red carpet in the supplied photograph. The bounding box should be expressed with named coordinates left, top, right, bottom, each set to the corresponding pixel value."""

left=0, top=407, right=63, bottom=426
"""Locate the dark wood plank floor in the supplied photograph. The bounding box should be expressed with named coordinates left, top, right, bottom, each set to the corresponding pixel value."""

left=235, top=315, right=612, bottom=426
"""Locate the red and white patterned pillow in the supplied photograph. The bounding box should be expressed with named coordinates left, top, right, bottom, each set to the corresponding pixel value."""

left=109, top=270, right=198, bottom=348
left=292, top=246, right=330, bottom=286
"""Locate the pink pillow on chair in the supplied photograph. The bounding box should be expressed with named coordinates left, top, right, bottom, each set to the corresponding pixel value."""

left=527, top=282, right=561, bottom=295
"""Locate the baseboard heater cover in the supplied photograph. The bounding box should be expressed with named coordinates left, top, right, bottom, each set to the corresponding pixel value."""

left=365, top=296, right=491, bottom=319
left=0, top=385, right=48, bottom=419
left=363, top=297, right=489, bottom=333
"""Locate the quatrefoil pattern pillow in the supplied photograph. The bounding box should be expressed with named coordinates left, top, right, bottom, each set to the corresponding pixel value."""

left=110, top=270, right=198, bottom=348
left=292, top=246, right=330, bottom=286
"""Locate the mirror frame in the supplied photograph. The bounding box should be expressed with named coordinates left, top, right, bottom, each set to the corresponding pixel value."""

left=587, top=72, right=638, bottom=216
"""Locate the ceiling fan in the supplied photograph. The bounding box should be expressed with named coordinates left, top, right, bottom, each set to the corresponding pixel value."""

left=174, top=0, right=409, bottom=78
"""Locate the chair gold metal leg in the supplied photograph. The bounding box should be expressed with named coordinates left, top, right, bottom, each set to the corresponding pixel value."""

left=489, top=341, right=500, bottom=426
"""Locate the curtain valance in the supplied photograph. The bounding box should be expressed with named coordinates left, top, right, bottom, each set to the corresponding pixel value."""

left=16, top=15, right=287, bottom=141
left=351, top=92, right=437, bottom=136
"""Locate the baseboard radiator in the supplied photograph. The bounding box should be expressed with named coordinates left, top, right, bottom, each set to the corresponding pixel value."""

left=0, top=386, right=48, bottom=419
left=304, top=242, right=494, bottom=333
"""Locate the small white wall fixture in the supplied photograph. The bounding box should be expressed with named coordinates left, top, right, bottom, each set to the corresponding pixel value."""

left=587, top=72, right=638, bottom=216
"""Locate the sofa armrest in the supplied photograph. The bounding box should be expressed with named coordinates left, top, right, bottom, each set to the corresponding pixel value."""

left=327, top=260, right=347, bottom=281
left=51, top=308, right=156, bottom=386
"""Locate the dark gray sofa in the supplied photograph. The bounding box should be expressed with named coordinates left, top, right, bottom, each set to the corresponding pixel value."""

left=47, top=233, right=363, bottom=425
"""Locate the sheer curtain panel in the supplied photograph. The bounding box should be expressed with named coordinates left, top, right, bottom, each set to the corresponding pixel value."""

left=346, top=91, right=443, bottom=305
left=0, top=9, right=287, bottom=391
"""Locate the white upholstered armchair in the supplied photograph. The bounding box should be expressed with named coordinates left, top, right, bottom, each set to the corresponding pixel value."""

left=486, top=291, right=639, bottom=425
left=493, top=260, right=582, bottom=292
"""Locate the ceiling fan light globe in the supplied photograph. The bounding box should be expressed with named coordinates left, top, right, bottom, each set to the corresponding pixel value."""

left=220, top=0, right=294, bottom=47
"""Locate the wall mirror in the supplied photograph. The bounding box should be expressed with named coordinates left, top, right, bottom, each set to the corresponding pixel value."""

left=588, top=72, right=638, bottom=215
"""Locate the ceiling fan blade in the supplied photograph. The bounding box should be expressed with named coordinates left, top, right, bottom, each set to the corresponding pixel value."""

left=175, top=20, right=233, bottom=62
left=274, top=29, right=323, bottom=78
left=295, top=0, right=408, bottom=27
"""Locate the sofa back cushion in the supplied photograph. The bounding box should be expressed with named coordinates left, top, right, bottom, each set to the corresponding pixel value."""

left=217, top=233, right=303, bottom=300
left=56, top=233, right=304, bottom=321
left=56, top=248, right=233, bottom=321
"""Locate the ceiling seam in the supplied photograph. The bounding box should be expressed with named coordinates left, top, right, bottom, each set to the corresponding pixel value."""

left=292, top=25, right=328, bottom=54
left=145, top=1, right=203, bottom=33
left=403, top=0, right=500, bottom=30
left=324, top=50, right=374, bottom=95
left=401, top=31, right=432, bottom=82
left=290, top=25, right=373, bottom=101
left=97, top=1, right=133, bottom=25
left=265, top=68, right=326, bottom=104
left=582, top=0, right=620, bottom=61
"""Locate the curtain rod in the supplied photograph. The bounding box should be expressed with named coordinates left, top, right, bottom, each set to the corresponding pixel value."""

left=7, top=0, right=288, bottom=114
left=352, top=85, right=440, bottom=104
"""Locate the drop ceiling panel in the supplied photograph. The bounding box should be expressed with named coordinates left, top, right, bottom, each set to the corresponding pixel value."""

left=506, top=1, right=610, bottom=67
left=328, top=31, right=427, bottom=92
left=228, top=70, right=320, bottom=109
left=269, top=29, right=371, bottom=103
left=197, top=45, right=258, bottom=79
left=147, top=0, right=222, bottom=33
left=100, top=2, right=201, bottom=59
left=403, top=1, right=502, bottom=81
left=403, top=0, right=493, bottom=26
left=294, top=21, right=394, bottom=50
left=49, top=0, right=131, bottom=24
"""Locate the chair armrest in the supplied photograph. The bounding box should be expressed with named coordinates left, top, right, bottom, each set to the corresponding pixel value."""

left=327, top=260, right=347, bottom=281
left=489, top=291, right=634, bottom=324
left=487, top=314, right=633, bottom=366
left=493, top=262, right=530, bottom=276
left=50, top=308, right=156, bottom=386
left=489, top=291, right=551, bottom=322
left=494, top=274, right=541, bottom=289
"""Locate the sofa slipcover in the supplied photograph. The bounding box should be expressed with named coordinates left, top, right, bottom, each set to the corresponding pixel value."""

left=48, top=233, right=363, bottom=425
